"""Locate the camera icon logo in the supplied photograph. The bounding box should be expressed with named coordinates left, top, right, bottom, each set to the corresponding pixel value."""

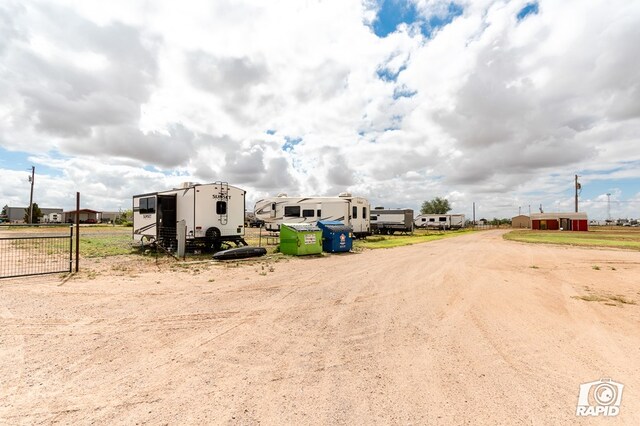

left=576, top=378, right=624, bottom=416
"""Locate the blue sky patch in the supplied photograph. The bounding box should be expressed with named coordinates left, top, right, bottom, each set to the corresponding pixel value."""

left=377, top=63, right=407, bottom=82
left=422, top=2, right=463, bottom=38
left=517, top=2, right=539, bottom=21
left=393, top=85, right=417, bottom=99
left=282, top=136, right=302, bottom=152
left=372, top=0, right=463, bottom=38
left=0, top=146, right=64, bottom=177
left=266, top=129, right=276, bottom=135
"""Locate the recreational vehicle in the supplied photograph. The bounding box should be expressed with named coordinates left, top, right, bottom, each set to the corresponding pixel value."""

left=414, top=214, right=465, bottom=230
left=254, top=193, right=371, bottom=237
left=370, top=208, right=414, bottom=234
left=133, top=182, right=246, bottom=251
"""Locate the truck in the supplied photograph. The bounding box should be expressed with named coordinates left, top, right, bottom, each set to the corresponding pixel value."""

left=133, top=182, right=246, bottom=251
left=253, top=192, right=371, bottom=238
left=370, top=208, right=413, bottom=234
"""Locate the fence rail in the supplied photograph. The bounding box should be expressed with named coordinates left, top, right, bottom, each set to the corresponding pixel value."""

left=0, top=228, right=73, bottom=279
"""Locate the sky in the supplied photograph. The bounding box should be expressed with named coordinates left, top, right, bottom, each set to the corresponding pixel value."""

left=1, top=0, right=639, bottom=220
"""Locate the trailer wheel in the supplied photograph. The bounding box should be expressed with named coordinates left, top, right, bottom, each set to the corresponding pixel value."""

left=205, top=227, right=221, bottom=252
left=388, top=230, right=395, bottom=235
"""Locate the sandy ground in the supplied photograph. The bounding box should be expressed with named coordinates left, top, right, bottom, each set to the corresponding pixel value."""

left=1, top=230, right=639, bottom=425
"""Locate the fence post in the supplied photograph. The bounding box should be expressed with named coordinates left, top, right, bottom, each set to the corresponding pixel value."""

left=177, top=219, right=186, bottom=259
left=75, top=192, right=80, bottom=272
left=69, top=225, right=74, bottom=273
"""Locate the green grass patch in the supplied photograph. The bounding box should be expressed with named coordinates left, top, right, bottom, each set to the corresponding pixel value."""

left=504, top=229, right=640, bottom=250
left=80, top=234, right=136, bottom=257
left=354, top=229, right=474, bottom=250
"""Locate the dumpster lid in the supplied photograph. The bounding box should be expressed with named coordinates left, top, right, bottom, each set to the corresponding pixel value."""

left=282, top=223, right=321, bottom=232
left=317, top=220, right=353, bottom=233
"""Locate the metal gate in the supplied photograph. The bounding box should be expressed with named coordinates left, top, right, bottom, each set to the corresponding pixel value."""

left=0, top=227, right=73, bottom=279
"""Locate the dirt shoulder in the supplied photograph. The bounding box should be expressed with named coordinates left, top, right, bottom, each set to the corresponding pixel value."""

left=1, top=230, right=639, bottom=424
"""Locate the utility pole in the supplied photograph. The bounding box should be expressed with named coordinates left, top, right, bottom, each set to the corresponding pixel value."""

left=28, top=166, right=35, bottom=224
left=574, top=174, right=581, bottom=213
left=606, top=193, right=611, bottom=222
left=472, top=202, right=476, bottom=226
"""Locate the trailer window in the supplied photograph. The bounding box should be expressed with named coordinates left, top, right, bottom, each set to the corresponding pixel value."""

left=422, top=218, right=426, bottom=222
left=271, top=203, right=276, bottom=211
left=302, top=209, right=314, bottom=218
left=363, top=207, right=367, bottom=219
left=371, top=216, right=377, bottom=221
left=284, top=206, right=300, bottom=217
left=216, top=201, right=227, bottom=215
left=139, top=197, right=156, bottom=214
left=317, top=209, right=321, bottom=217
left=429, top=218, right=435, bottom=222
left=352, top=206, right=358, bottom=219
left=439, top=217, right=447, bottom=222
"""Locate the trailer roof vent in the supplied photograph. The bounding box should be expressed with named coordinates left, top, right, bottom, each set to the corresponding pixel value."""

left=338, top=192, right=352, bottom=197
left=374, top=206, right=384, bottom=209
left=180, top=181, right=198, bottom=188
left=276, top=192, right=288, bottom=197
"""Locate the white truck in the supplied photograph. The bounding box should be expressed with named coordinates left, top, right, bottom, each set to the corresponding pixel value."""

left=133, top=182, right=246, bottom=251
left=254, top=193, right=371, bottom=238
left=370, top=208, right=414, bottom=234
left=414, top=214, right=465, bottom=230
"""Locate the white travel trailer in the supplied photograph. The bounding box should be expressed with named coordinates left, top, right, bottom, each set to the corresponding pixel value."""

left=133, top=182, right=246, bottom=251
left=449, top=214, right=465, bottom=229
left=370, top=208, right=414, bottom=234
left=414, top=214, right=465, bottom=230
left=254, top=193, right=371, bottom=237
left=45, top=212, right=62, bottom=223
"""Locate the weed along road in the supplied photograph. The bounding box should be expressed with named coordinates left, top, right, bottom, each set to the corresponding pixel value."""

left=1, top=230, right=639, bottom=424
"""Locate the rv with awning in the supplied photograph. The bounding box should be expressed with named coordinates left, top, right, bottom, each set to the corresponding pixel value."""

left=254, top=193, right=371, bottom=237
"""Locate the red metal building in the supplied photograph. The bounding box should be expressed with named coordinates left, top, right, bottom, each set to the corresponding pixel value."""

left=530, top=212, right=588, bottom=231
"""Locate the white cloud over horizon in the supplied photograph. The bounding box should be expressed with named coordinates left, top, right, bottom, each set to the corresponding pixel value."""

left=1, top=0, right=639, bottom=220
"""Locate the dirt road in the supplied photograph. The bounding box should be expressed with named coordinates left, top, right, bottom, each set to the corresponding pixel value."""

left=1, top=230, right=639, bottom=424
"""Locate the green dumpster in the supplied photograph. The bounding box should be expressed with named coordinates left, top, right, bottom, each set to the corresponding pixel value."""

left=279, top=223, right=323, bottom=255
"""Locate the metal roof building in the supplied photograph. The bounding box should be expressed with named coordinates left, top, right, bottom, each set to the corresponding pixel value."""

left=530, top=212, right=588, bottom=231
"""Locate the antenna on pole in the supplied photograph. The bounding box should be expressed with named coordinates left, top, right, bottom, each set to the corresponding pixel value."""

left=28, top=166, right=35, bottom=224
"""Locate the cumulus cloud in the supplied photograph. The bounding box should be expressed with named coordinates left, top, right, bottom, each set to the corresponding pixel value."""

left=1, top=0, right=639, bottom=219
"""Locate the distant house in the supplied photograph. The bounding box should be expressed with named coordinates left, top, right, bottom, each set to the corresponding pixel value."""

left=4, top=206, right=64, bottom=223
left=530, top=212, right=588, bottom=231
left=64, top=209, right=101, bottom=224
left=100, top=211, right=120, bottom=223
left=511, top=215, right=530, bottom=228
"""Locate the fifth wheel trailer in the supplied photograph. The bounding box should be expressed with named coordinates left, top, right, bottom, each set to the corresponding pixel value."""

left=254, top=193, right=371, bottom=237
left=370, top=208, right=414, bottom=234
left=133, top=182, right=246, bottom=251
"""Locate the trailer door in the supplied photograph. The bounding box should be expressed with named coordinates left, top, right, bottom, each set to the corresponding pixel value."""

left=157, top=194, right=177, bottom=243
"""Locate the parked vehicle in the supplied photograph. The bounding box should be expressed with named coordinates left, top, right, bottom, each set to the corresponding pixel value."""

left=414, top=214, right=466, bottom=230
left=133, top=182, right=246, bottom=251
left=254, top=192, right=371, bottom=238
left=370, top=208, right=413, bottom=234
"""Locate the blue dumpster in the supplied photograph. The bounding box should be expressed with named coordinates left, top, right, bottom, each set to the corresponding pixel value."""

left=317, top=220, right=353, bottom=253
